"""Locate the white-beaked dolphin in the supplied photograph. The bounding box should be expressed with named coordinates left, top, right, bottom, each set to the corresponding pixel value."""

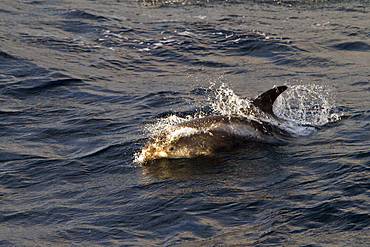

left=137, top=86, right=290, bottom=163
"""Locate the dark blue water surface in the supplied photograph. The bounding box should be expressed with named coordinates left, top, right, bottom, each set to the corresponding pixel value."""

left=1, top=0, right=370, bottom=246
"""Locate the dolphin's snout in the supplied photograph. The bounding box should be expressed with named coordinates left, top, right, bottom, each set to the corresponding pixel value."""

left=136, top=141, right=169, bottom=164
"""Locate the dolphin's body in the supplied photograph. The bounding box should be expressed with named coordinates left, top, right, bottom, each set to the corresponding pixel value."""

left=137, top=86, right=290, bottom=163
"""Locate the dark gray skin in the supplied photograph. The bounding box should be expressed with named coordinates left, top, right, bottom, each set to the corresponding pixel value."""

left=137, top=86, right=290, bottom=163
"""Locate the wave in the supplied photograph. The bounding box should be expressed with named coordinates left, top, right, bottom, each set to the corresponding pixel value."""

left=62, top=10, right=108, bottom=21
left=331, top=41, right=370, bottom=52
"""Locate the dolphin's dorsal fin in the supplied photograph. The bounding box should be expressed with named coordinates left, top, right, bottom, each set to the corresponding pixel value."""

left=252, top=86, right=288, bottom=117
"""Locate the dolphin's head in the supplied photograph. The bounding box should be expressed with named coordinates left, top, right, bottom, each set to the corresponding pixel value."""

left=136, top=130, right=189, bottom=163
left=136, top=138, right=172, bottom=163
left=136, top=127, right=213, bottom=164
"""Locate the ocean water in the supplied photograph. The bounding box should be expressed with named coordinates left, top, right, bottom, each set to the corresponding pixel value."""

left=0, top=0, right=369, bottom=246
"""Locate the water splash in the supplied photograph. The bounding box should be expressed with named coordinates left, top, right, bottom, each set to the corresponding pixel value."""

left=143, top=114, right=195, bottom=137
left=209, top=83, right=254, bottom=117
left=274, top=84, right=341, bottom=127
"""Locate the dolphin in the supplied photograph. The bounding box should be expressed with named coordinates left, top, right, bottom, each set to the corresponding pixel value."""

left=137, top=86, right=290, bottom=163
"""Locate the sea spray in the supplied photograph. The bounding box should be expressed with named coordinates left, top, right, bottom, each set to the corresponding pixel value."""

left=209, top=83, right=253, bottom=117
left=274, top=84, right=341, bottom=127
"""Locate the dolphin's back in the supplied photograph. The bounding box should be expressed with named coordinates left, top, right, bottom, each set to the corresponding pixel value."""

left=179, top=115, right=290, bottom=141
